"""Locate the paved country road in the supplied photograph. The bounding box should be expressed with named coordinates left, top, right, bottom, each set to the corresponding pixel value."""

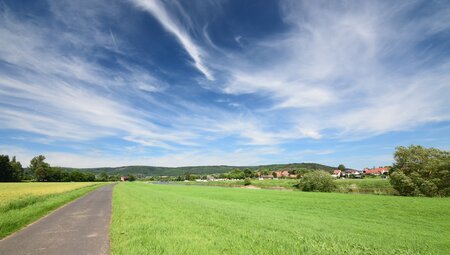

left=0, top=184, right=115, bottom=255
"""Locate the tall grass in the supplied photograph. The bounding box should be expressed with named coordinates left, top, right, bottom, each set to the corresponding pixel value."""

left=111, top=183, right=450, bottom=255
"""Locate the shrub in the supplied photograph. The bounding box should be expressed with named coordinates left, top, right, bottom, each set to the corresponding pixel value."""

left=128, top=174, right=136, bottom=182
left=390, top=172, right=419, bottom=196
left=295, top=171, right=336, bottom=192
left=390, top=145, right=450, bottom=197
left=244, top=178, right=251, bottom=186
left=347, top=184, right=359, bottom=193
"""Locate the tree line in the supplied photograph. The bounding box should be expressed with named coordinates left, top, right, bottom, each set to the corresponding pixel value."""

left=0, top=155, right=115, bottom=182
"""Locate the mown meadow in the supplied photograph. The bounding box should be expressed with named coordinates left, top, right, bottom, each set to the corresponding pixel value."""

left=111, top=183, right=450, bottom=255
left=178, top=178, right=395, bottom=194
left=0, top=182, right=105, bottom=238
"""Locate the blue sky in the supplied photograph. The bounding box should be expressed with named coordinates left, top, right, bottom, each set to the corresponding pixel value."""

left=1, top=0, right=449, bottom=169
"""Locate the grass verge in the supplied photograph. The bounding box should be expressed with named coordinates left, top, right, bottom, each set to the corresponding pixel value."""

left=111, top=183, right=450, bottom=255
left=0, top=183, right=105, bottom=239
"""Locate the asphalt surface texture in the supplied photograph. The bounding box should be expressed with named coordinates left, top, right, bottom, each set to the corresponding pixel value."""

left=0, top=184, right=115, bottom=255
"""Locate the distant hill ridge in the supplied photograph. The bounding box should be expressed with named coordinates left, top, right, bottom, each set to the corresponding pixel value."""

left=63, top=163, right=335, bottom=176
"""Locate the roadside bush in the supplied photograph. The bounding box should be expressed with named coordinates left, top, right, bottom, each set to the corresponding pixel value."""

left=244, top=178, right=251, bottom=186
left=295, top=171, right=336, bottom=192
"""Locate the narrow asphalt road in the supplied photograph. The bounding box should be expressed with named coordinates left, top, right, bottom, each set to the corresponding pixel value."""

left=0, top=184, right=115, bottom=255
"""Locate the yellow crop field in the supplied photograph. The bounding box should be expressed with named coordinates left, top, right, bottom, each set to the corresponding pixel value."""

left=0, top=182, right=103, bottom=238
left=0, top=182, right=97, bottom=205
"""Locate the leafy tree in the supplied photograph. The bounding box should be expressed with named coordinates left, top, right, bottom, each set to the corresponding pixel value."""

left=10, top=156, right=24, bottom=181
left=228, top=169, right=245, bottom=179
left=337, top=164, right=346, bottom=171
left=99, top=172, right=109, bottom=182
left=30, top=155, right=51, bottom=182
left=243, top=168, right=253, bottom=178
left=128, top=174, right=136, bottom=182
left=69, top=170, right=84, bottom=182
left=184, top=172, right=197, bottom=181
left=390, top=145, right=450, bottom=197
left=46, top=167, right=63, bottom=182
left=109, top=175, right=120, bottom=182
left=87, top=172, right=96, bottom=181
left=272, top=171, right=277, bottom=178
left=295, top=171, right=336, bottom=192
left=0, top=155, right=13, bottom=181
left=244, top=178, right=251, bottom=186
left=0, top=155, right=24, bottom=182
left=218, top=173, right=228, bottom=179
left=60, top=171, right=71, bottom=182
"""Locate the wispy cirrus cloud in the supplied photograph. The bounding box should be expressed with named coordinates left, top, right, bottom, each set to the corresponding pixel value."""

left=130, top=0, right=214, bottom=80
left=0, top=4, right=195, bottom=148
left=205, top=0, right=450, bottom=138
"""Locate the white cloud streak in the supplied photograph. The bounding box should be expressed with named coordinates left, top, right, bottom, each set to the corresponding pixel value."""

left=0, top=6, right=198, bottom=148
left=208, top=0, right=450, bottom=138
left=130, top=0, right=214, bottom=80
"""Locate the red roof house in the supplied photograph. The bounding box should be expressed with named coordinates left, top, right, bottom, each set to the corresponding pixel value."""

left=333, top=170, right=342, bottom=175
left=363, top=167, right=389, bottom=175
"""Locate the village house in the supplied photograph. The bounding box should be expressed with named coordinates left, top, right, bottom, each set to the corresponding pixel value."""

left=345, top=169, right=362, bottom=178
left=120, top=176, right=129, bottom=181
left=331, top=170, right=342, bottom=178
left=363, top=167, right=389, bottom=176
left=259, top=175, right=274, bottom=180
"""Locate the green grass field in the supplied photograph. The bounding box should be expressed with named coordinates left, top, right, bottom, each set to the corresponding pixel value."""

left=0, top=182, right=104, bottom=238
left=111, top=183, right=450, bottom=255
left=178, top=178, right=395, bottom=194
left=335, top=178, right=395, bottom=194
left=180, top=179, right=298, bottom=189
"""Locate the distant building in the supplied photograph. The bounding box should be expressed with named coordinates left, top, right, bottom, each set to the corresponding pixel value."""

left=260, top=175, right=274, bottom=180
left=363, top=167, right=389, bottom=175
left=273, top=170, right=290, bottom=178
left=331, top=170, right=342, bottom=178
left=344, top=169, right=362, bottom=178
left=120, top=176, right=129, bottom=181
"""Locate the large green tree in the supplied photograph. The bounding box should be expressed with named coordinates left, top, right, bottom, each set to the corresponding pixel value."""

left=30, top=155, right=51, bottom=182
left=0, top=155, right=24, bottom=182
left=390, top=145, right=450, bottom=197
left=99, top=172, right=109, bottom=182
left=10, top=156, right=24, bottom=181
left=0, top=155, right=13, bottom=181
left=243, top=168, right=253, bottom=178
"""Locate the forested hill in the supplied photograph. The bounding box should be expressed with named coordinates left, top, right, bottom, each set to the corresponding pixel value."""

left=64, top=163, right=335, bottom=176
